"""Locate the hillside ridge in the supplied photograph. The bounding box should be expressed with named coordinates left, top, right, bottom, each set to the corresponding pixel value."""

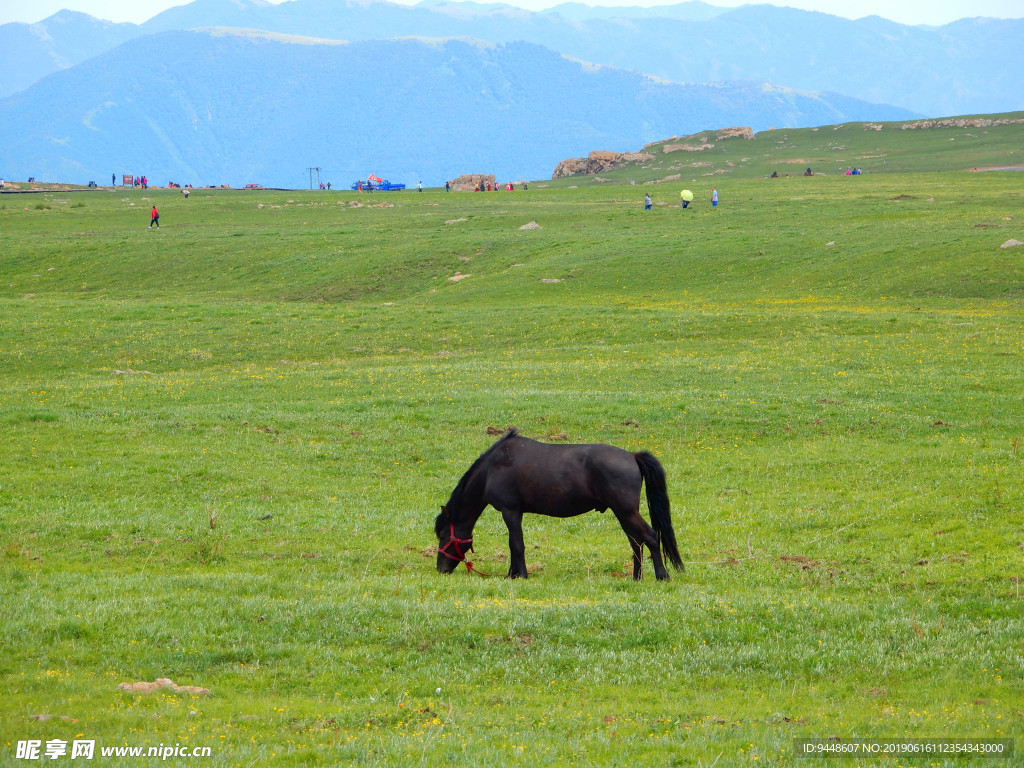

left=547, top=112, right=1024, bottom=183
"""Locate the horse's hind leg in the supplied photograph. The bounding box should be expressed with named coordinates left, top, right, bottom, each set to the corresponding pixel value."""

left=627, top=534, right=644, bottom=581
left=614, top=509, right=669, bottom=581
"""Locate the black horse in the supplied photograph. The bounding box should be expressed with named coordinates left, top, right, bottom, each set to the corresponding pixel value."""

left=435, top=429, right=683, bottom=580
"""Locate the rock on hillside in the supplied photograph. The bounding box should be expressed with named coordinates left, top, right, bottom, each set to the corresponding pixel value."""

left=552, top=150, right=655, bottom=179
left=716, top=126, right=755, bottom=140
left=553, top=127, right=752, bottom=178
left=898, top=117, right=1024, bottom=130
left=448, top=174, right=495, bottom=191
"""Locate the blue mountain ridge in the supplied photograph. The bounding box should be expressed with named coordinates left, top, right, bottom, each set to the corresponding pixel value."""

left=0, top=30, right=918, bottom=188
left=1, top=0, right=1021, bottom=116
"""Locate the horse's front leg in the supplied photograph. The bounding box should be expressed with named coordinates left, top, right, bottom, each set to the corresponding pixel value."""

left=501, top=509, right=529, bottom=579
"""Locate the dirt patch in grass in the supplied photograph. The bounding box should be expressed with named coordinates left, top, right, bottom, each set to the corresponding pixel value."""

left=780, top=555, right=820, bottom=569
left=118, top=678, right=211, bottom=695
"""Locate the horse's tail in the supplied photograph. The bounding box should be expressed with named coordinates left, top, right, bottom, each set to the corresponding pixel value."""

left=634, top=451, right=684, bottom=571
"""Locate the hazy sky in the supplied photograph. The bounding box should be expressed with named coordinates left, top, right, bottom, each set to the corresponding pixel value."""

left=2, top=0, right=1022, bottom=27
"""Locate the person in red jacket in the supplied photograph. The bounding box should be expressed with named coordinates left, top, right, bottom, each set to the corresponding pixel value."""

left=149, top=205, right=159, bottom=229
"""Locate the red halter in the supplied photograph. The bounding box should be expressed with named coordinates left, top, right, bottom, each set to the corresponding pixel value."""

left=438, top=525, right=490, bottom=576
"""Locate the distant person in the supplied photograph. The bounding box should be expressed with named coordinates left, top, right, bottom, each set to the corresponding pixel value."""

left=804, top=167, right=812, bottom=176
left=445, top=181, right=450, bottom=192
left=644, top=193, right=652, bottom=210
left=770, top=171, right=779, bottom=178
left=182, top=189, right=190, bottom=198
left=112, top=173, right=116, bottom=186
left=711, top=187, right=718, bottom=207
left=417, top=181, right=422, bottom=192
left=149, top=205, right=160, bottom=229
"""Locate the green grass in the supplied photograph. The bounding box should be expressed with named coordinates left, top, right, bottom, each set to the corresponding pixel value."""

left=1, top=120, right=1023, bottom=766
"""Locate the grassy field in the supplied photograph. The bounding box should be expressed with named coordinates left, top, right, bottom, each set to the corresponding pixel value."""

left=1, top=119, right=1023, bottom=766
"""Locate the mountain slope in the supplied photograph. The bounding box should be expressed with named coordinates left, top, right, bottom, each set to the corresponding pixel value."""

left=134, top=0, right=1021, bottom=117
left=542, top=1, right=729, bottom=22
left=128, top=0, right=1024, bottom=116
left=0, top=10, right=138, bottom=98
left=2, top=0, right=1021, bottom=117
left=0, top=30, right=917, bottom=188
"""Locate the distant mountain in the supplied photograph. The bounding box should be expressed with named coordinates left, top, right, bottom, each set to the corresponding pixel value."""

left=543, top=1, right=731, bottom=22
left=0, top=30, right=916, bottom=188
left=0, top=10, right=138, bottom=98
left=1, top=0, right=1020, bottom=116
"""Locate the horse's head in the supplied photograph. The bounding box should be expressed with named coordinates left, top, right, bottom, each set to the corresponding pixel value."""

left=435, top=506, right=471, bottom=574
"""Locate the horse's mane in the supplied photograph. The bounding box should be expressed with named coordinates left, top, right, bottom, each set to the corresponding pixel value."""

left=435, top=428, right=520, bottom=536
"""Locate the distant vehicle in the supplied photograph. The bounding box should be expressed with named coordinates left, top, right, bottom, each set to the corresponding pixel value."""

left=350, top=179, right=406, bottom=191
left=244, top=184, right=265, bottom=189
